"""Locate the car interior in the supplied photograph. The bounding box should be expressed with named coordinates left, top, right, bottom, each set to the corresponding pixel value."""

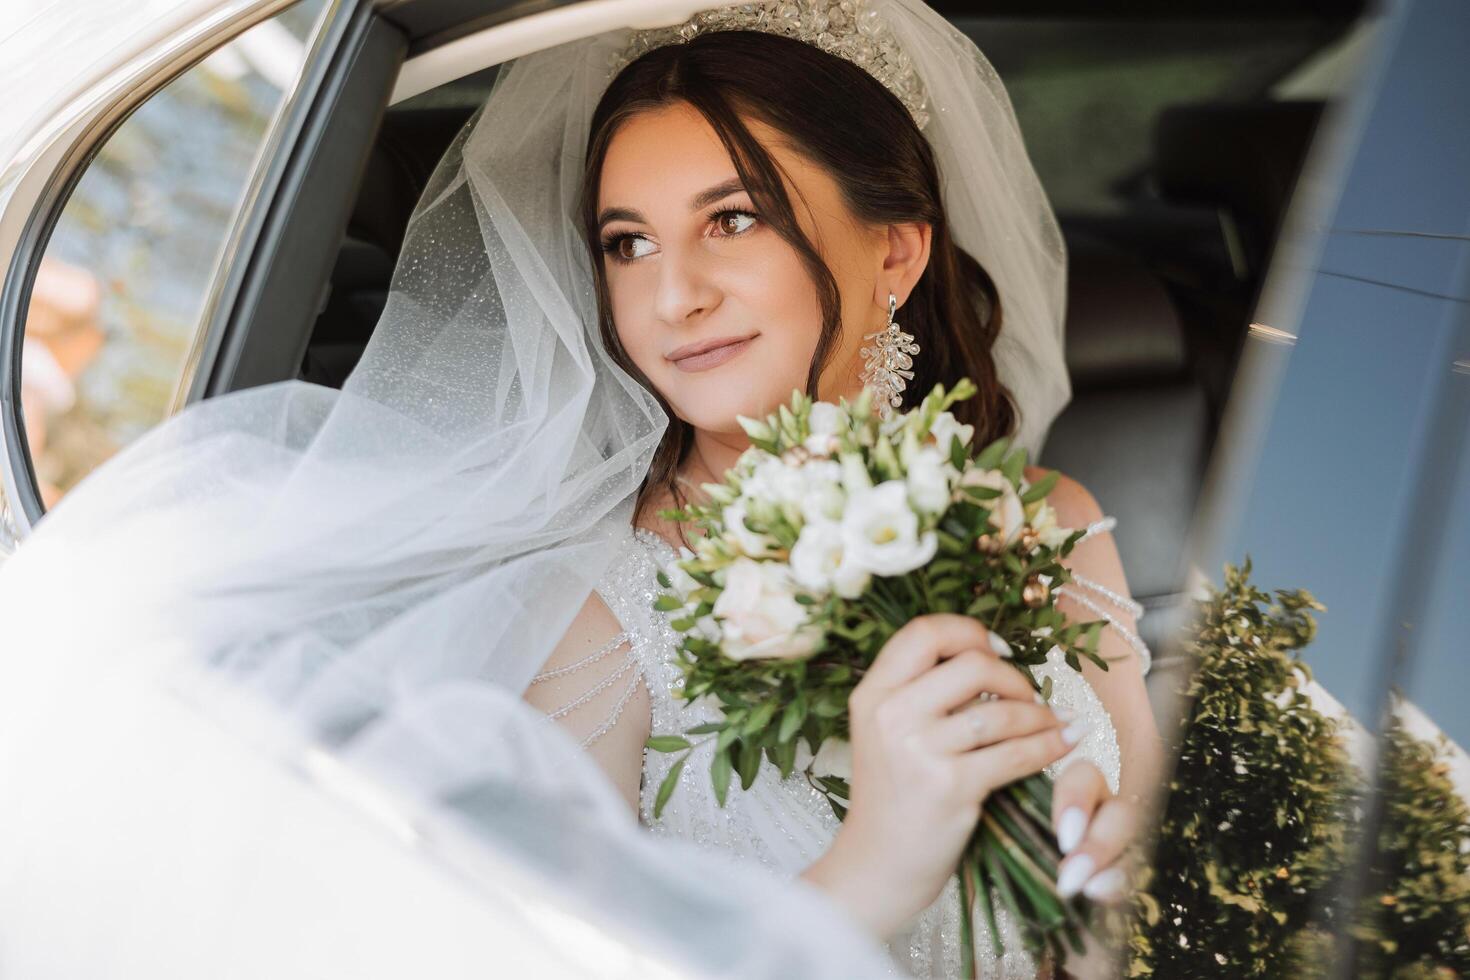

left=295, top=0, right=1369, bottom=714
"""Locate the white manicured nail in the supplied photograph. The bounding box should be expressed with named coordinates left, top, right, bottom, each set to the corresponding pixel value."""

left=1082, top=867, right=1129, bottom=902
left=989, top=634, right=1013, bottom=659
left=1061, top=720, right=1089, bottom=746
left=1057, top=854, right=1094, bottom=899
left=1056, top=806, right=1087, bottom=855
left=1051, top=705, right=1076, bottom=723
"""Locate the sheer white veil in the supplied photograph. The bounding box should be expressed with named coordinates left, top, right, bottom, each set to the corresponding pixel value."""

left=0, top=1, right=1067, bottom=974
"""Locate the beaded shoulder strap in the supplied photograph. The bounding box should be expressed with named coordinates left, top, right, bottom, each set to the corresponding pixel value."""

left=1057, top=514, right=1152, bottom=674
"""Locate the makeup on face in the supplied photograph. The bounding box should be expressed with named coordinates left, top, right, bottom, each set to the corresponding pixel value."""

left=666, top=333, right=760, bottom=372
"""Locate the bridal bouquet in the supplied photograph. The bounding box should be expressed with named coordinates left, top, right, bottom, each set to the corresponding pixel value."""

left=645, top=379, right=1110, bottom=970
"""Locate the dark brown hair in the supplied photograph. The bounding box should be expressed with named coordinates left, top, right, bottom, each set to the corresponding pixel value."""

left=578, top=29, right=1017, bottom=539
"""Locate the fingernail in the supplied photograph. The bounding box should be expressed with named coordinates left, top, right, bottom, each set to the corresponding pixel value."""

left=1082, top=866, right=1128, bottom=902
left=1051, top=705, right=1076, bottom=723
left=1061, top=720, right=1089, bottom=746
left=1056, top=806, right=1087, bottom=855
left=989, top=634, right=1013, bottom=659
left=1057, top=854, right=1094, bottom=899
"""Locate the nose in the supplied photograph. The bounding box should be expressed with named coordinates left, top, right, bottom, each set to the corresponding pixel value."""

left=651, top=245, right=721, bottom=327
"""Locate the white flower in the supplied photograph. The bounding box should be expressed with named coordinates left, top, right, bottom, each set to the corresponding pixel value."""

left=797, top=459, right=846, bottom=525
left=958, top=468, right=1025, bottom=544
left=929, top=411, right=974, bottom=454
left=693, top=614, right=721, bottom=643
left=803, top=401, right=844, bottom=456
left=789, top=518, right=870, bottom=599
left=811, top=737, right=853, bottom=780
left=711, top=557, right=821, bottom=661
left=905, top=445, right=955, bottom=516
left=723, top=499, right=781, bottom=558
left=744, top=456, right=844, bottom=529
left=790, top=519, right=844, bottom=595
left=793, top=737, right=815, bottom=772
left=841, top=480, right=938, bottom=577
left=1030, top=499, right=1072, bottom=549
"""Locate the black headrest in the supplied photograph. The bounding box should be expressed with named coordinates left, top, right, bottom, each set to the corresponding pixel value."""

left=348, top=105, right=481, bottom=260
left=1062, top=237, right=1187, bottom=387
left=1153, top=100, right=1325, bottom=265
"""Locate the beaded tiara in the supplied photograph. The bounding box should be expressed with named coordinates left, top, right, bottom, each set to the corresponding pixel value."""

left=610, top=0, right=932, bottom=130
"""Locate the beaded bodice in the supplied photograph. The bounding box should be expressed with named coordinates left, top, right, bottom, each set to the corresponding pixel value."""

left=575, top=521, right=1137, bottom=978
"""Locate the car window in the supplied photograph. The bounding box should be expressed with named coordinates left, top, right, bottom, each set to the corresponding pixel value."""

left=16, top=0, right=330, bottom=511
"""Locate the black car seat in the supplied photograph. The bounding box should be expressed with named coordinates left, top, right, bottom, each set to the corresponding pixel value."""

left=300, top=105, right=480, bottom=388
left=1039, top=233, right=1211, bottom=713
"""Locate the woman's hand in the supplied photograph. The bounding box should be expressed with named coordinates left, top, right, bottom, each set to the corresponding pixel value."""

left=1051, top=759, right=1142, bottom=904
left=800, top=613, right=1088, bottom=941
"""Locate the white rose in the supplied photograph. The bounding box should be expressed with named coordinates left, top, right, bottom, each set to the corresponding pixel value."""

left=959, top=468, right=1025, bottom=544
left=787, top=516, right=869, bottom=598
left=803, top=402, right=844, bottom=456
left=811, top=737, right=853, bottom=780
left=842, top=480, right=938, bottom=577
left=929, top=411, right=974, bottom=454
left=723, top=499, right=781, bottom=558
left=905, top=445, right=955, bottom=516
left=711, top=557, right=821, bottom=661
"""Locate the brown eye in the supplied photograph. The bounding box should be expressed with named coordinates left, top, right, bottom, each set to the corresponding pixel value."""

left=618, top=237, right=639, bottom=261
left=714, top=210, right=757, bottom=236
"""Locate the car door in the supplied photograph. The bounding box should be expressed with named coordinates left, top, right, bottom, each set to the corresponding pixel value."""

left=1189, top=0, right=1470, bottom=971
left=0, top=0, right=407, bottom=556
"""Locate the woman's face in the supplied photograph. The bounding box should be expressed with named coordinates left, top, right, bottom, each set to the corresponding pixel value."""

left=595, top=101, right=890, bottom=437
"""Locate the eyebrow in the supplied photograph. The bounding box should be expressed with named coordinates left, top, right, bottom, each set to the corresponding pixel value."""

left=596, top=177, right=747, bottom=230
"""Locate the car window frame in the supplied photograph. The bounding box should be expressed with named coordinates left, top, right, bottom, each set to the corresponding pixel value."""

left=0, top=0, right=401, bottom=542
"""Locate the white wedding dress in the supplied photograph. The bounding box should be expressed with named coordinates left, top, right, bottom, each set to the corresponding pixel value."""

left=553, top=517, right=1140, bottom=978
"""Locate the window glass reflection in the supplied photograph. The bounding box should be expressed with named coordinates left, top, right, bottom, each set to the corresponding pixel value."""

left=20, top=0, right=328, bottom=508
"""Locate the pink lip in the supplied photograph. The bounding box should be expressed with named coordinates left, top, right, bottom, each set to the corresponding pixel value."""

left=668, top=334, right=759, bottom=373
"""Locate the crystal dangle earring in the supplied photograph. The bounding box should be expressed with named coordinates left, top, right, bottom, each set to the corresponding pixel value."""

left=859, top=292, right=920, bottom=421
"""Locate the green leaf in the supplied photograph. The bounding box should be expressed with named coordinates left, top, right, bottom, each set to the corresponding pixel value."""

left=716, top=724, right=741, bottom=753
left=655, top=570, right=672, bottom=588
left=772, top=737, right=798, bottom=778
left=712, top=747, right=733, bottom=806
left=1000, top=447, right=1027, bottom=486
left=653, top=754, right=687, bottom=819
left=778, top=695, right=808, bottom=742
left=743, top=700, right=777, bottom=735
left=812, top=689, right=847, bottom=717
left=653, top=594, right=684, bottom=612
left=736, top=737, right=763, bottom=789
left=684, top=721, right=726, bottom=735
left=645, top=735, right=692, bottom=753
left=1020, top=469, right=1059, bottom=504
left=974, top=437, right=1009, bottom=471
left=949, top=434, right=968, bottom=470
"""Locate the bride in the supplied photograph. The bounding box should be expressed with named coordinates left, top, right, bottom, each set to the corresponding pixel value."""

left=0, top=1, right=1161, bottom=977
left=513, top=4, right=1164, bottom=976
